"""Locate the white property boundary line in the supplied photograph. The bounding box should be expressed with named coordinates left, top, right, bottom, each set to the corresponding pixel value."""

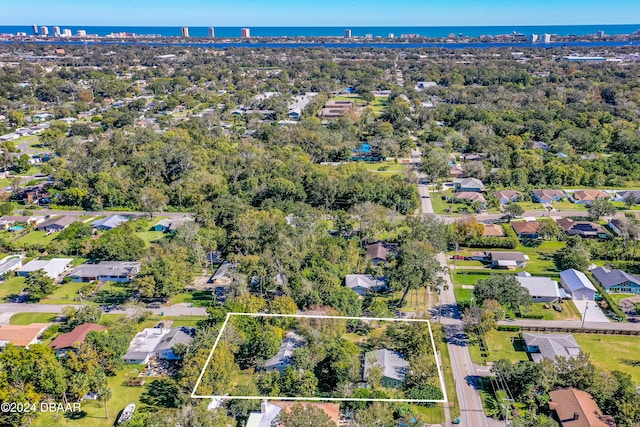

left=191, top=312, right=448, bottom=403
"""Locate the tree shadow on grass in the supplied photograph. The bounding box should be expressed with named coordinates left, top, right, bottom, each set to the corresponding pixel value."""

left=621, top=358, right=640, bottom=367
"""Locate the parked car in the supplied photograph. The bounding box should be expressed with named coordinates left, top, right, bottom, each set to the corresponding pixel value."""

left=147, top=302, right=162, bottom=309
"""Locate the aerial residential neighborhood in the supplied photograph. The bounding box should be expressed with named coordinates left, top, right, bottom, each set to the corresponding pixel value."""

left=1, top=14, right=640, bottom=427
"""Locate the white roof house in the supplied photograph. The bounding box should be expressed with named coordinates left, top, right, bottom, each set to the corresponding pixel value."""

left=0, top=255, right=24, bottom=276
left=364, top=348, right=409, bottom=388
left=524, top=334, right=582, bottom=363
left=345, top=274, right=386, bottom=296
left=16, top=258, right=74, bottom=279
left=123, top=328, right=168, bottom=364
left=515, top=276, right=564, bottom=302
left=559, top=269, right=597, bottom=301
left=263, top=332, right=305, bottom=373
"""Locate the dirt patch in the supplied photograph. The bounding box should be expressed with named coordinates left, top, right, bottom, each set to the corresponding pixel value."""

left=619, top=296, right=640, bottom=316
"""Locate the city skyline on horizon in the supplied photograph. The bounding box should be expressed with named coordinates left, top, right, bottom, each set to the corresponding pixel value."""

left=3, top=0, right=640, bottom=27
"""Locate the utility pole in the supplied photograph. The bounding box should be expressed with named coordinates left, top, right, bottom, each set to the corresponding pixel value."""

left=503, top=398, right=514, bottom=426
left=581, top=301, right=589, bottom=328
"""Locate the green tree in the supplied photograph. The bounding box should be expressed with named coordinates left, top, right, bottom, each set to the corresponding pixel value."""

left=503, top=203, right=524, bottom=221
left=139, top=186, right=169, bottom=218
left=91, top=223, right=146, bottom=261
left=420, top=148, right=450, bottom=183
left=279, top=404, right=336, bottom=427
left=554, top=237, right=590, bottom=271
left=357, top=402, right=396, bottom=427
left=24, top=269, right=55, bottom=301
left=136, top=242, right=194, bottom=299
left=386, top=241, right=445, bottom=305
left=0, top=202, right=16, bottom=216
left=473, top=275, right=532, bottom=311
left=588, top=198, right=616, bottom=220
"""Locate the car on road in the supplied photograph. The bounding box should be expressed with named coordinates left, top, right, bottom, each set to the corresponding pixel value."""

left=147, top=302, right=162, bottom=309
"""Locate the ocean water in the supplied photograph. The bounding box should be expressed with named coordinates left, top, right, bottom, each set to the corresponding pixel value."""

left=2, top=24, right=640, bottom=38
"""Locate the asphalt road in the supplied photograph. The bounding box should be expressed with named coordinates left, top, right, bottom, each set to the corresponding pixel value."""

left=499, top=318, right=640, bottom=332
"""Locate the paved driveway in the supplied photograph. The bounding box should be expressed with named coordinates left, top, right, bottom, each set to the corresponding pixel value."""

left=573, top=300, right=610, bottom=322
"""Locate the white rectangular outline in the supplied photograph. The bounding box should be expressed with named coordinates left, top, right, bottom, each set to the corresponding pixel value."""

left=191, top=312, right=448, bottom=403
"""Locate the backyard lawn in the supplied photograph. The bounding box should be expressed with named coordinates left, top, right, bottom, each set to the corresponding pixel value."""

left=33, top=367, right=150, bottom=427
left=42, top=281, right=87, bottom=304
left=15, top=230, right=58, bottom=246
left=135, top=230, right=168, bottom=246
left=575, top=334, right=640, bottom=384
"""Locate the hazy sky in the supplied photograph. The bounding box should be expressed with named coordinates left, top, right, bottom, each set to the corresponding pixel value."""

left=3, top=0, right=640, bottom=26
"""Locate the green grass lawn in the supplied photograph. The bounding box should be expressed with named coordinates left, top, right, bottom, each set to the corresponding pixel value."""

left=169, top=291, right=213, bottom=307
left=0, top=276, right=26, bottom=301
left=42, top=282, right=87, bottom=304
left=135, top=231, right=167, bottom=246
left=469, top=331, right=530, bottom=365
left=438, top=326, right=460, bottom=419
left=366, top=160, right=408, bottom=173
left=10, top=312, right=58, bottom=325
left=517, top=301, right=581, bottom=321
left=514, top=241, right=565, bottom=276
left=574, top=334, right=640, bottom=384
left=33, top=367, right=150, bottom=427
left=15, top=230, right=59, bottom=246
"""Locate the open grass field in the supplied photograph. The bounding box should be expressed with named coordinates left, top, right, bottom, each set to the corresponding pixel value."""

left=33, top=367, right=150, bottom=427
left=517, top=301, right=581, bottom=321
left=366, top=160, right=408, bottom=173
left=10, top=312, right=58, bottom=325
left=169, top=290, right=213, bottom=307
left=574, top=334, right=640, bottom=384
left=469, top=331, right=530, bottom=365
left=135, top=230, right=168, bottom=246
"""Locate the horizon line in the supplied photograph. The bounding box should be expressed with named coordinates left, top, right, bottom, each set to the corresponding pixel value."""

left=3, top=23, right=640, bottom=28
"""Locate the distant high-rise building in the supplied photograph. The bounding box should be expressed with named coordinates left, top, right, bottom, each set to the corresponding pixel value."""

left=77, top=30, right=86, bottom=37
left=597, top=30, right=605, bottom=38
left=40, top=26, right=49, bottom=36
left=32, top=25, right=38, bottom=35
left=181, top=26, right=190, bottom=38
left=542, top=33, right=552, bottom=43
left=528, top=34, right=538, bottom=42
left=53, top=26, right=61, bottom=37
left=365, top=33, right=373, bottom=40
left=388, top=33, right=394, bottom=39
left=208, top=27, right=215, bottom=38
left=344, top=29, right=352, bottom=39
left=63, top=29, right=72, bottom=37
left=241, top=28, right=251, bottom=38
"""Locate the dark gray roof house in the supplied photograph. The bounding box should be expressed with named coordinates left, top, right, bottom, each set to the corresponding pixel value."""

left=364, top=348, right=409, bottom=388
left=591, top=266, right=640, bottom=294
left=523, top=333, right=582, bottom=363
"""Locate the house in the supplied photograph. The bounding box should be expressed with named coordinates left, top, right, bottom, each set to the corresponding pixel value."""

left=49, top=323, right=106, bottom=355
left=153, top=327, right=196, bottom=360
left=591, top=267, right=640, bottom=294
left=450, top=164, right=467, bottom=179
left=152, top=216, right=194, bottom=233
left=483, top=224, right=505, bottom=237
left=16, top=258, right=73, bottom=279
left=486, top=251, right=528, bottom=269
left=0, top=215, right=46, bottom=230
left=367, top=242, right=389, bottom=265
left=320, top=100, right=354, bottom=118
left=515, top=276, right=564, bottom=302
left=211, top=261, right=237, bottom=286
left=570, top=190, right=609, bottom=205
left=263, top=332, right=306, bottom=373
left=511, top=221, right=541, bottom=239
left=612, top=190, right=640, bottom=203
left=533, top=141, right=551, bottom=151
left=608, top=218, right=625, bottom=236
left=35, top=215, right=77, bottom=232
left=454, top=192, right=486, bottom=205
left=345, top=274, right=386, bottom=296
left=246, top=401, right=340, bottom=427
left=532, top=189, right=567, bottom=204
left=0, top=255, right=24, bottom=276
left=366, top=241, right=394, bottom=265
left=91, top=214, right=129, bottom=231
left=123, top=327, right=194, bottom=364
left=559, top=269, right=597, bottom=301
left=0, top=323, right=51, bottom=348
left=549, top=388, right=615, bottom=427
left=494, top=190, right=521, bottom=204
left=523, top=333, right=582, bottom=363
left=363, top=348, right=409, bottom=388
left=556, top=218, right=609, bottom=239
left=453, top=177, right=485, bottom=192
left=68, top=261, right=141, bottom=283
